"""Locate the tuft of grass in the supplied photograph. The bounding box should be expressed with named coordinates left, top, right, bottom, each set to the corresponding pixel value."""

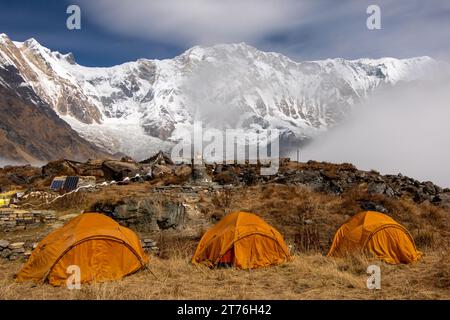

left=415, top=229, right=436, bottom=249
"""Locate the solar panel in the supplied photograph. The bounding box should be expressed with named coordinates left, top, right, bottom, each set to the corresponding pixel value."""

left=63, top=176, right=79, bottom=191
left=50, top=180, right=64, bottom=191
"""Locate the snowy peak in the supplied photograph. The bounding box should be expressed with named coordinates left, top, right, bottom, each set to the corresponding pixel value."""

left=0, top=35, right=103, bottom=124
left=0, top=33, right=445, bottom=160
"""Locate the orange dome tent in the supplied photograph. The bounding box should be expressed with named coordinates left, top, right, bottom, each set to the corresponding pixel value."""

left=16, top=213, right=149, bottom=286
left=327, top=211, right=421, bottom=264
left=192, top=211, right=291, bottom=269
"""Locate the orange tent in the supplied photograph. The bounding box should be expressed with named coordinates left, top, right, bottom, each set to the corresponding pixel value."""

left=192, top=211, right=290, bottom=269
left=327, top=211, right=421, bottom=264
left=16, top=213, right=149, bottom=286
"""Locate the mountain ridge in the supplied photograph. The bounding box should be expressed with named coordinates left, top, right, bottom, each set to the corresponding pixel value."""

left=0, top=33, right=444, bottom=160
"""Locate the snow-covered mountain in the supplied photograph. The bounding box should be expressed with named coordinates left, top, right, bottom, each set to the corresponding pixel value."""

left=0, top=33, right=442, bottom=160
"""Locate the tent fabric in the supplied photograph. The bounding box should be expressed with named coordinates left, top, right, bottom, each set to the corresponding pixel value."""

left=327, top=211, right=421, bottom=264
left=16, top=213, right=149, bottom=286
left=192, top=211, right=290, bottom=269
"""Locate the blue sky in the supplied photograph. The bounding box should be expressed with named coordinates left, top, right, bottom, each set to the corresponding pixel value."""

left=1, top=0, right=449, bottom=66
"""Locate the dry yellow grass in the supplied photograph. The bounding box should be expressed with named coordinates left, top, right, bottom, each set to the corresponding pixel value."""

left=1, top=250, right=448, bottom=300
left=2, top=182, right=448, bottom=300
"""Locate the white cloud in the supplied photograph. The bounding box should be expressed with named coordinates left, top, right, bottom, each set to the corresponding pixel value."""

left=300, top=75, right=450, bottom=187
left=79, top=0, right=306, bottom=45
left=78, top=0, right=450, bottom=61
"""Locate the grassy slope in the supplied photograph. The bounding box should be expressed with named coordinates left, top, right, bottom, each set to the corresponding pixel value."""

left=1, top=251, right=448, bottom=300
left=0, top=182, right=448, bottom=300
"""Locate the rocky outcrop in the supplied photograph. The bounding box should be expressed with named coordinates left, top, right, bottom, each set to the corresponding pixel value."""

left=0, top=83, right=108, bottom=163
left=102, top=160, right=143, bottom=181
left=93, top=198, right=186, bottom=232
left=0, top=165, right=42, bottom=189
left=2, top=154, right=449, bottom=208
left=274, top=161, right=450, bottom=205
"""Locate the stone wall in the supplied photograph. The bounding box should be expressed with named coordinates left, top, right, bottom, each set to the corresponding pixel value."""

left=0, top=238, right=158, bottom=261
left=0, top=240, right=36, bottom=261
left=0, top=209, right=56, bottom=231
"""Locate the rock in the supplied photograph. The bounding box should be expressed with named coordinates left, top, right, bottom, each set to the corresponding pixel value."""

left=8, top=253, right=19, bottom=261
left=174, top=165, right=192, bottom=177
left=431, top=195, right=442, bottom=204
left=192, top=164, right=212, bottom=184
left=213, top=171, right=239, bottom=185
left=0, top=240, right=10, bottom=249
left=359, top=201, right=388, bottom=213
left=8, top=242, right=25, bottom=250
left=110, top=198, right=186, bottom=231
left=143, top=239, right=156, bottom=245
left=214, top=164, right=223, bottom=174
left=304, top=219, right=314, bottom=225
left=329, top=180, right=344, bottom=194
left=24, top=250, right=32, bottom=256
left=438, top=193, right=450, bottom=209
left=385, top=187, right=395, bottom=197
left=102, top=160, right=141, bottom=181
left=0, top=248, right=11, bottom=258
left=152, top=164, right=173, bottom=178
left=114, top=202, right=139, bottom=220
left=156, top=202, right=186, bottom=230
left=368, top=183, right=387, bottom=195
left=42, top=159, right=77, bottom=177
left=423, top=181, right=437, bottom=195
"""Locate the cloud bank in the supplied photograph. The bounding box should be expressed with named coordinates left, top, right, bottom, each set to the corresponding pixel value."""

left=78, top=0, right=450, bottom=60
left=78, top=0, right=305, bottom=45
left=300, top=75, right=450, bottom=187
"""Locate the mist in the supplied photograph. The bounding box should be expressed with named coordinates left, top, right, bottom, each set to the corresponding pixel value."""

left=0, top=158, right=28, bottom=168
left=299, top=76, right=450, bottom=187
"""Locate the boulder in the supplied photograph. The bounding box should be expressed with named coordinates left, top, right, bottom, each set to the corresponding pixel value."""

left=8, top=242, right=25, bottom=250
left=152, top=164, right=173, bottom=178
left=157, top=202, right=186, bottom=229
left=174, top=165, right=192, bottom=178
left=42, top=159, right=78, bottom=177
left=0, top=240, right=10, bottom=249
left=102, top=160, right=140, bottom=181
left=368, top=183, right=387, bottom=195
left=0, top=248, right=11, bottom=258
left=359, top=201, right=389, bottom=213
left=112, top=199, right=186, bottom=231
left=423, top=181, right=437, bottom=195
